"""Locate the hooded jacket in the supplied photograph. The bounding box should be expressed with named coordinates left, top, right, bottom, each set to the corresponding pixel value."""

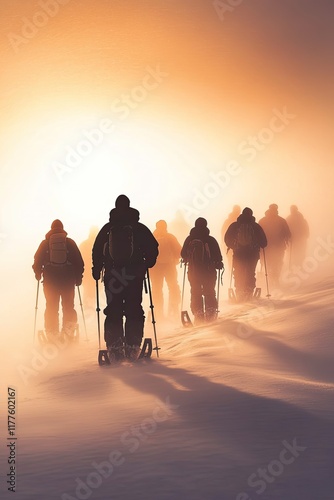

left=92, top=206, right=159, bottom=273
left=181, top=225, right=223, bottom=270
left=224, top=212, right=267, bottom=257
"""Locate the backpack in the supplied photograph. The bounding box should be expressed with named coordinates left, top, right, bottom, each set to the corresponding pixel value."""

left=48, top=233, right=68, bottom=266
left=107, top=225, right=134, bottom=265
left=187, top=238, right=211, bottom=268
left=235, top=223, right=257, bottom=250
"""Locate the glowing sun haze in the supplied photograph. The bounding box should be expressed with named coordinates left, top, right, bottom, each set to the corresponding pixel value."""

left=0, top=0, right=333, bottom=340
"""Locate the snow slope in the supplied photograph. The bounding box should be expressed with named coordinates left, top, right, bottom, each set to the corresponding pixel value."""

left=1, top=277, right=334, bottom=500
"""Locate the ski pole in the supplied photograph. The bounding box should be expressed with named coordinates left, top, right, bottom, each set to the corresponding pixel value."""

left=229, top=258, right=233, bottom=289
left=216, top=269, right=221, bottom=318
left=262, top=248, right=271, bottom=298
left=288, top=240, right=292, bottom=271
left=146, top=268, right=160, bottom=357
left=96, top=280, right=101, bottom=349
left=33, top=280, right=40, bottom=344
left=77, top=286, right=88, bottom=342
left=181, top=260, right=187, bottom=312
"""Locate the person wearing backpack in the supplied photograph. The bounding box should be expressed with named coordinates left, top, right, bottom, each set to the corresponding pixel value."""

left=285, top=205, right=309, bottom=267
left=32, top=220, right=84, bottom=338
left=259, top=204, right=291, bottom=287
left=92, top=195, right=159, bottom=360
left=224, top=207, right=267, bottom=302
left=150, top=220, right=182, bottom=320
left=181, top=217, right=223, bottom=325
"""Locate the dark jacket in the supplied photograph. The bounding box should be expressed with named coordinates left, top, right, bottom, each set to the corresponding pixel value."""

left=224, top=213, right=267, bottom=257
left=32, top=229, right=84, bottom=284
left=259, top=211, right=291, bottom=247
left=181, top=226, right=223, bottom=270
left=92, top=207, right=159, bottom=274
left=153, top=228, right=181, bottom=266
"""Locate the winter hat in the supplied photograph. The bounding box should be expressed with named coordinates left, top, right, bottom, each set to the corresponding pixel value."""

left=51, top=219, right=63, bottom=230
left=242, top=207, right=253, bottom=217
left=115, top=194, right=130, bottom=209
left=269, top=203, right=278, bottom=212
left=156, top=220, right=167, bottom=231
left=195, top=217, right=207, bottom=228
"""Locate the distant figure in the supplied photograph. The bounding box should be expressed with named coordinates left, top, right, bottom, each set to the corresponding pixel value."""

left=221, top=205, right=241, bottom=272
left=259, top=204, right=291, bottom=286
left=79, top=226, right=99, bottom=309
left=32, top=220, right=84, bottom=338
left=181, top=218, right=223, bottom=324
left=224, top=208, right=267, bottom=302
left=168, top=210, right=191, bottom=246
left=286, top=205, right=309, bottom=266
left=92, top=195, right=158, bottom=360
left=150, top=220, right=182, bottom=320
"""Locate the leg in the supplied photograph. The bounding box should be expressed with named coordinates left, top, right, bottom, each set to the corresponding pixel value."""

left=123, top=270, right=146, bottom=347
left=103, top=276, right=125, bottom=348
left=43, top=281, right=60, bottom=335
left=149, top=265, right=165, bottom=320
left=270, top=247, right=285, bottom=286
left=202, top=271, right=217, bottom=321
left=164, top=264, right=181, bottom=317
left=60, top=283, right=77, bottom=335
left=244, top=255, right=259, bottom=300
left=188, top=271, right=204, bottom=324
left=233, top=255, right=248, bottom=302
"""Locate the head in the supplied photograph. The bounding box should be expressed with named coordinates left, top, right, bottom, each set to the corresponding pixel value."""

left=232, top=205, right=241, bottom=215
left=156, top=220, right=167, bottom=232
left=269, top=203, right=279, bottom=215
left=115, top=194, right=130, bottom=209
left=290, top=205, right=298, bottom=214
left=242, top=207, right=253, bottom=218
left=51, top=219, right=64, bottom=230
left=195, top=217, right=208, bottom=229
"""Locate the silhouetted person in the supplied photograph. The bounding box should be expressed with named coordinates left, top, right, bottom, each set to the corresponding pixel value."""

left=150, top=220, right=182, bottom=320
left=32, top=220, right=84, bottom=338
left=221, top=205, right=241, bottom=273
left=92, top=195, right=158, bottom=360
left=286, top=205, right=309, bottom=266
left=181, top=217, right=223, bottom=324
left=224, top=208, right=267, bottom=302
left=169, top=210, right=191, bottom=246
left=79, top=226, right=99, bottom=309
left=259, top=204, right=291, bottom=286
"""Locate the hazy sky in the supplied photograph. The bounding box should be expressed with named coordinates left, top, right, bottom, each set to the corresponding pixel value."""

left=1, top=0, right=333, bottom=263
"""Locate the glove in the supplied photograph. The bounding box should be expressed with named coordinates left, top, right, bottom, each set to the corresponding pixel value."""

left=35, top=272, right=41, bottom=281
left=92, top=267, right=101, bottom=281
left=144, top=257, right=157, bottom=268
left=76, top=276, right=83, bottom=286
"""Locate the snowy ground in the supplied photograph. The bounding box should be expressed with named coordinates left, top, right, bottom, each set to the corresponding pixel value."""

left=1, top=276, right=334, bottom=500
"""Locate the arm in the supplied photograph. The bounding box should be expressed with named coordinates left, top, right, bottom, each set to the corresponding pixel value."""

left=169, top=234, right=182, bottom=262
left=92, top=224, right=109, bottom=279
left=181, top=236, right=191, bottom=262
left=67, top=239, right=85, bottom=285
left=32, top=240, right=47, bottom=280
left=209, top=237, right=224, bottom=269
left=256, top=225, right=268, bottom=248
left=224, top=223, right=237, bottom=250
left=139, top=224, right=159, bottom=268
